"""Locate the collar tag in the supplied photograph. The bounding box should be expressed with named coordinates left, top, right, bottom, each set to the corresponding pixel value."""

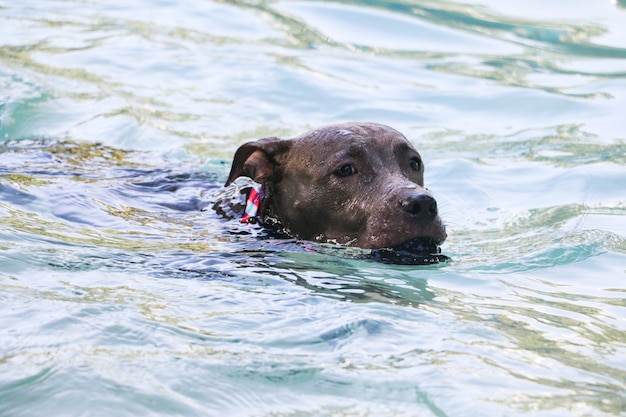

left=240, top=182, right=264, bottom=224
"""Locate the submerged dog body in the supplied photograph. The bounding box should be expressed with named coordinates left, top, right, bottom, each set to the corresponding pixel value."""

left=215, top=122, right=446, bottom=250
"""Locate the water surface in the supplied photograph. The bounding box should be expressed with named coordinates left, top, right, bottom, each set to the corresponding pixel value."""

left=1, top=1, right=625, bottom=416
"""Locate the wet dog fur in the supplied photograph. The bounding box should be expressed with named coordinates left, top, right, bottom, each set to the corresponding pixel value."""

left=215, top=122, right=446, bottom=250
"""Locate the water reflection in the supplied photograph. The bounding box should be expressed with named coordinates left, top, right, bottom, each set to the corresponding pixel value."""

left=263, top=0, right=626, bottom=99
left=428, top=275, right=626, bottom=414
left=251, top=246, right=438, bottom=305
left=2, top=0, right=624, bottom=151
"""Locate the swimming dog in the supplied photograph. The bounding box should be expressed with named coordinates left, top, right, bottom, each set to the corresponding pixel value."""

left=214, top=122, right=446, bottom=251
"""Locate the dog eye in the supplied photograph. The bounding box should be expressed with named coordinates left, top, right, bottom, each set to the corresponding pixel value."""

left=336, top=164, right=357, bottom=177
left=409, top=157, right=422, bottom=172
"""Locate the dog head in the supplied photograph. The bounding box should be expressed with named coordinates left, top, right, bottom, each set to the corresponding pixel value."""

left=222, top=122, right=446, bottom=249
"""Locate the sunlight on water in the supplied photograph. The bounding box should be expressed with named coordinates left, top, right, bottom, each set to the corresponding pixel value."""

left=1, top=0, right=625, bottom=416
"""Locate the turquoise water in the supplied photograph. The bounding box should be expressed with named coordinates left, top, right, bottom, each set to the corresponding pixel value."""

left=1, top=0, right=625, bottom=416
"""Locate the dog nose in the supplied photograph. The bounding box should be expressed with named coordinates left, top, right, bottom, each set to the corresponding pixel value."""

left=400, top=192, right=438, bottom=220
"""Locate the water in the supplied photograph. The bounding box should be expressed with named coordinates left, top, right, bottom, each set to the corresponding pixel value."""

left=1, top=1, right=625, bottom=416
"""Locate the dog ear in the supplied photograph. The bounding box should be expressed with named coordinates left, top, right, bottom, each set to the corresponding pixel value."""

left=225, top=137, right=292, bottom=186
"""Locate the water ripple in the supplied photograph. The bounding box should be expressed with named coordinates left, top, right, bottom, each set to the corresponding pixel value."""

left=2, top=1, right=626, bottom=416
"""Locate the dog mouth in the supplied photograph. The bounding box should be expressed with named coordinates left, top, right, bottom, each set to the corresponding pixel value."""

left=368, top=237, right=449, bottom=265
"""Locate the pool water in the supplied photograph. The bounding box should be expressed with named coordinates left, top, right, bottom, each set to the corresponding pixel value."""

left=1, top=1, right=625, bottom=416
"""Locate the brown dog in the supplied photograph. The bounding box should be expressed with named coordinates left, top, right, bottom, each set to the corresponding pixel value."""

left=216, top=122, right=446, bottom=250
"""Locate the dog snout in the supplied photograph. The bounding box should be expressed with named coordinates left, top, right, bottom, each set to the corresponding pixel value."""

left=400, top=192, right=438, bottom=221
